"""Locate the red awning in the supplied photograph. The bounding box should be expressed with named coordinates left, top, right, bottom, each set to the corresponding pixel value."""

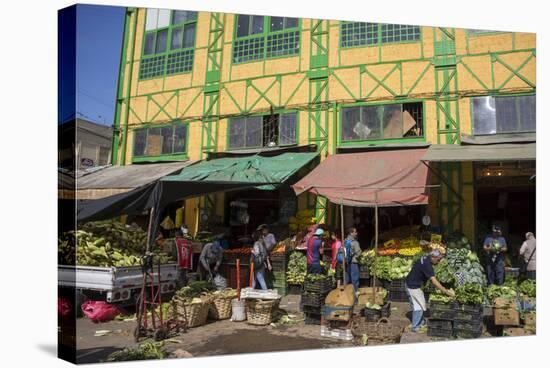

left=293, top=148, right=430, bottom=207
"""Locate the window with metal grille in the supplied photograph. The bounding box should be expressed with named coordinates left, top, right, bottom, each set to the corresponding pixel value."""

left=139, top=8, right=197, bottom=80
left=472, top=95, right=535, bottom=135
left=133, top=122, right=188, bottom=157
left=233, top=15, right=300, bottom=64
left=341, top=102, right=423, bottom=142
left=229, top=112, right=297, bottom=149
left=340, top=22, right=420, bottom=48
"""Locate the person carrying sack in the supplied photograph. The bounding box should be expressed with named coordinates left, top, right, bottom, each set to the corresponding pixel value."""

left=519, top=232, right=536, bottom=280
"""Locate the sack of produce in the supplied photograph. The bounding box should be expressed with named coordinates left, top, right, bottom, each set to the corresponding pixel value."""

left=81, top=301, right=121, bottom=323
left=213, top=274, right=227, bottom=290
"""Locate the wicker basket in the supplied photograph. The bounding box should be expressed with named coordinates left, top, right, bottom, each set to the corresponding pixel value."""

left=351, top=317, right=403, bottom=345
left=245, top=298, right=280, bottom=326
left=209, top=296, right=236, bottom=320
left=173, top=295, right=211, bottom=328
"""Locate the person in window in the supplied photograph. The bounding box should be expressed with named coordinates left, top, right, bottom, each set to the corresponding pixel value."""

left=405, top=249, right=455, bottom=333
left=483, top=225, right=508, bottom=285
left=251, top=231, right=270, bottom=290
left=519, top=232, right=536, bottom=280
left=306, top=228, right=325, bottom=274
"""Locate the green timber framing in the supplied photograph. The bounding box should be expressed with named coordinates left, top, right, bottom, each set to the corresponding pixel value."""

left=111, top=9, right=535, bottom=236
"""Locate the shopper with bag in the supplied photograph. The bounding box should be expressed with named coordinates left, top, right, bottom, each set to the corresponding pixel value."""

left=251, top=231, right=271, bottom=290
left=519, top=232, right=536, bottom=280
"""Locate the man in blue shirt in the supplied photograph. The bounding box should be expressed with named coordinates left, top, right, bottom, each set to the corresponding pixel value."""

left=483, top=225, right=507, bottom=285
left=405, top=249, right=454, bottom=332
left=307, top=228, right=324, bottom=274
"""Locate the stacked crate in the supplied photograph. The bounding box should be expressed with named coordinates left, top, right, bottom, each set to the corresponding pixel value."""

left=358, top=264, right=370, bottom=287
left=388, top=278, right=409, bottom=302
left=453, top=304, right=484, bottom=338
left=302, top=278, right=334, bottom=325
left=270, top=252, right=289, bottom=296
left=427, top=301, right=457, bottom=338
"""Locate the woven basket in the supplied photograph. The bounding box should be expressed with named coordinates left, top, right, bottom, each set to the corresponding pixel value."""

left=351, top=317, right=403, bottom=345
left=245, top=299, right=280, bottom=326
left=173, top=295, right=211, bottom=328
left=209, top=296, right=236, bottom=320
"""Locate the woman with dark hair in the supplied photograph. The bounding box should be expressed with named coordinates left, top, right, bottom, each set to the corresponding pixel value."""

left=251, top=231, right=271, bottom=290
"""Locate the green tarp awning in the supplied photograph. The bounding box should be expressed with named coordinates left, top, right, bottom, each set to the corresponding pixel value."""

left=160, top=152, right=319, bottom=189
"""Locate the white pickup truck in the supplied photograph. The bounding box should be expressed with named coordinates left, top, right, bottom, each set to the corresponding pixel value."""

left=58, top=263, right=179, bottom=305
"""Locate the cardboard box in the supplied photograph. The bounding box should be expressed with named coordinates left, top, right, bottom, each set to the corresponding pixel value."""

left=523, top=311, right=536, bottom=326
left=494, top=308, right=520, bottom=326
left=503, top=327, right=535, bottom=337
left=494, top=297, right=518, bottom=309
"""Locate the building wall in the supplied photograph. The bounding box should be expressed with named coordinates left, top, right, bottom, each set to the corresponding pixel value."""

left=113, top=8, right=536, bottom=239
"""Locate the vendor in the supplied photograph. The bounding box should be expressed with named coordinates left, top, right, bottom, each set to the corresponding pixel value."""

left=307, top=228, right=325, bottom=274
left=483, top=225, right=507, bottom=285
left=519, top=232, right=536, bottom=280
left=405, top=249, right=455, bottom=333
left=198, top=236, right=224, bottom=280
left=257, top=224, right=277, bottom=252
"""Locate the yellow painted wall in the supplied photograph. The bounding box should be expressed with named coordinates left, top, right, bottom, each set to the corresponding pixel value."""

left=114, top=8, right=535, bottom=237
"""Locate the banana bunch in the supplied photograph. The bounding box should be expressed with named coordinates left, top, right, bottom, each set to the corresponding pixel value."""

left=398, top=246, right=423, bottom=256
left=58, top=220, right=175, bottom=267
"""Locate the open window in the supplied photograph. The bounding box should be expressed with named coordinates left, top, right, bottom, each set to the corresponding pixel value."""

left=341, top=102, right=423, bottom=142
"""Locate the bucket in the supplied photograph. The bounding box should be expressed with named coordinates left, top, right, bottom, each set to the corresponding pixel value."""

left=231, top=299, right=246, bottom=322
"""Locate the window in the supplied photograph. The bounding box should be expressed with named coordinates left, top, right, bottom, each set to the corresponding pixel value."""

left=228, top=112, right=297, bottom=149
left=139, top=8, right=197, bottom=79
left=133, top=123, right=188, bottom=157
left=341, top=102, right=423, bottom=142
left=340, top=22, right=420, bottom=48
left=467, top=29, right=504, bottom=35
left=233, top=15, right=300, bottom=63
left=472, top=95, right=536, bottom=135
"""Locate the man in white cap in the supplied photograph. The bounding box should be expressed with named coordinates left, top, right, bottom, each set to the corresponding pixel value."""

left=405, top=249, right=455, bottom=332
left=306, top=228, right=325, bottom=274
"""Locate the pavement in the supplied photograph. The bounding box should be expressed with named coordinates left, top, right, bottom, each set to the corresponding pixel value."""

left=71, top=297, right=465, bottom=364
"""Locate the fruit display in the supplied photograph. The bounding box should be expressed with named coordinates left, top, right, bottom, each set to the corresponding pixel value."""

left=286, top=251, right=307, bottom=284
left=58, top=220, right=174, bottom=267
left=224, top=248, right=253, bottom=256
left=357, top=249, right=375, bottom=266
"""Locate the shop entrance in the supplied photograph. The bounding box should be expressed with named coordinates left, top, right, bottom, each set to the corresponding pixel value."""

left=474, top=161, right=536, bottom=263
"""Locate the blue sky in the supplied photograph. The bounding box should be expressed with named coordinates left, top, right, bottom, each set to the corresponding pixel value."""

left=59, top=4, right=124, bottom=125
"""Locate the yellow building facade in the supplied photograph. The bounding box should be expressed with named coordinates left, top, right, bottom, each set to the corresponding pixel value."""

left=112, top=8, right=536, bottom=242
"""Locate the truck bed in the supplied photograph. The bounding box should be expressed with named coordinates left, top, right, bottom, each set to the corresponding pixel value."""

left=58, top=264, right=178, bottom=291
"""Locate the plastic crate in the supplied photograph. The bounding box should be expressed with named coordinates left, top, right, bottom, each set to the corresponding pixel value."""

left=455, top=310, right=483, bottom=322
left=359, top=272, right=370, bottom=279
left=428, top=326, right=454, bottom=338
left=381, top=301, right=391, bottom=318
left=453, top=319, right=483, bottom=331
left=288, top=284, right=303, bottom=295
left=389, top=278, right=407, bottom=292
left=458, top=303, right=484, bottom=313
left=429, top=301, right=458, bottom=320
left=271, top=260, right=287, bottom=273
left=428, top=319, right=453, bottom=330
left=304, top=312, right=322, bottom=325
left=304, top=278, right=334, bottom=294
left=302, top=291, right=329, bottom=307
left=302, top=305, right=322, bottom=314
left=274, top=286, right=288, bottom=297
left=454, top=325, right=483, bottom=339
left=389, top=290, right=409, bottom=302
left=363, top=307, right=382, bottom=322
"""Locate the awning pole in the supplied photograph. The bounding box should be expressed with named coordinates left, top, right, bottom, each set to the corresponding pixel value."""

left=146, top=207, right=155, bottom=253
left=340, top=198, right=346, bottom=286
left=372, top=193, right=378, bottom=295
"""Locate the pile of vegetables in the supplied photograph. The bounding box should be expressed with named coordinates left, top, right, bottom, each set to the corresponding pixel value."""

left=519, top=279, right=536, bottom=298
left=59, top=220, right=174, bottom=267
left=271, top=242, right=287, bottom=254
left=174, top=281, right=215, bottom=303
left=370, top=256, right=392, bottom=281
left=429, top=289, right=455, bottom=304
left=107, top=342, right=167, bottom=361
left=305, top=273, right=332, bottom=283
left=357, top=249, right=375, bottom=266
left=224, top=247, right=252, bottom=258
left=445, top=231, right=472, bottom=250
left=486, top=284, right=517, bottom=302
left=398, top=236, right=423, bottom=256
left=377, top=248, right=399, bottom=256
left=389, top=257, right=413, bottom=280
left=286, top=251, right=307, bottom=285
left=455, top=284, right=485, bottom=305
left=434, top=248, right=486, bottom=287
